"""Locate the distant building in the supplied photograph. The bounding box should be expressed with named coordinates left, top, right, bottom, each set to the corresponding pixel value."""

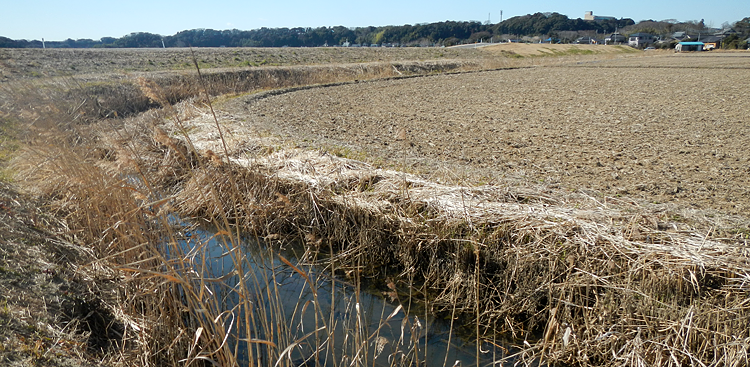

left=697, top=36, right=722, bottom=50
left=605, top=33, right=627, bottom=45
left=672, top=32, right=690, bottom=41
left=675, top=42, right=704, bottom=52
left=574, top=36, right=600, bottom=44
left=671, top=34, right=724, bottom=50
left=584, top=11, right=616, bottom=22
left=628, top=33, right=656, bottom=48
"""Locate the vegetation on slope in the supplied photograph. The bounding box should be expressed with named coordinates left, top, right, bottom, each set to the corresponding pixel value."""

left=6, top=14, right=748, bottom=49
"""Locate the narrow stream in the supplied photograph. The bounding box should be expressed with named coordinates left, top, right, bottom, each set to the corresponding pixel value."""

left=177, top=225, right=515, bottom=367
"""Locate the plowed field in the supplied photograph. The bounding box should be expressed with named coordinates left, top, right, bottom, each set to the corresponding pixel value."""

left=224, top=52, right=750, bottom=217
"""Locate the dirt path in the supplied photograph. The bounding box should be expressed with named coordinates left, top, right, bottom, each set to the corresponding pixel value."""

left=222, top=52, right=750, bottom=219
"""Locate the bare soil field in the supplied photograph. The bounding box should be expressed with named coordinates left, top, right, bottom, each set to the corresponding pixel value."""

left=223, top=52, right=750, bottom=222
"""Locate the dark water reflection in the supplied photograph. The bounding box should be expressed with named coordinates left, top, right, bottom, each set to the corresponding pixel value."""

left=177, top=227, right=513, bottom=367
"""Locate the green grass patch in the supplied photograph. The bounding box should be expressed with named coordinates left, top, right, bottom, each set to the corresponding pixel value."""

left=499, top=50, right=523, bottom=58
left=0, top=266, right=21, bottom=277
left=612, top=45, right=640, bottom=53
left=326, top=144, right=365, bottom=160
left=563, top=47, right=595, bottom=55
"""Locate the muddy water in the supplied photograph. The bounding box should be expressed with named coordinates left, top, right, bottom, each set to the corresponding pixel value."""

left=179, top=227, right=513, bottom=367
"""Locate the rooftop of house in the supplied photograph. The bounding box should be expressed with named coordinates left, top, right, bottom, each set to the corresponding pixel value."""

left=699, top=35, right=723, bottom=43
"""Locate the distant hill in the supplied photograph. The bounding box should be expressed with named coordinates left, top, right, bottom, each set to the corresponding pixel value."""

left=2, top=14, right=748, bottom=49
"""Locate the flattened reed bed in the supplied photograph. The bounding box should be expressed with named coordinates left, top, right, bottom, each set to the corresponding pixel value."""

left=99, top=110, right=750, bottom=366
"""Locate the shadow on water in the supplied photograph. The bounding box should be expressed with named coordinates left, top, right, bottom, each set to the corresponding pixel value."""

left=174, top=224, right=517, bottom=367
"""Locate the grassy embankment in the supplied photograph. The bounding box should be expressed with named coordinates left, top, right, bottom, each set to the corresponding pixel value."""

left=4, top=46, right=748, bottom=367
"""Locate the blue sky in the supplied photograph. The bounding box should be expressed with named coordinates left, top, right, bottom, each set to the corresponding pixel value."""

left=2, top=0, right=748, bottom=41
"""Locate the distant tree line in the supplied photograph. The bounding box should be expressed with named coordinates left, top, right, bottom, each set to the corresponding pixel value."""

left=2, top=13, right=748, bottom=49
left=491, top=12, right=631, bottom=36
left=722, top=17, right=750, bottom=49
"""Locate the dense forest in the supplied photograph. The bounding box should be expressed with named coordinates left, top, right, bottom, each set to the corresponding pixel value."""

left=2, top=13, right=748, bottom=49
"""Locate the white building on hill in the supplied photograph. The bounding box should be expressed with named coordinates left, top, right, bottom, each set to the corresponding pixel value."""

left=584, top=11, right=616, bottom=21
